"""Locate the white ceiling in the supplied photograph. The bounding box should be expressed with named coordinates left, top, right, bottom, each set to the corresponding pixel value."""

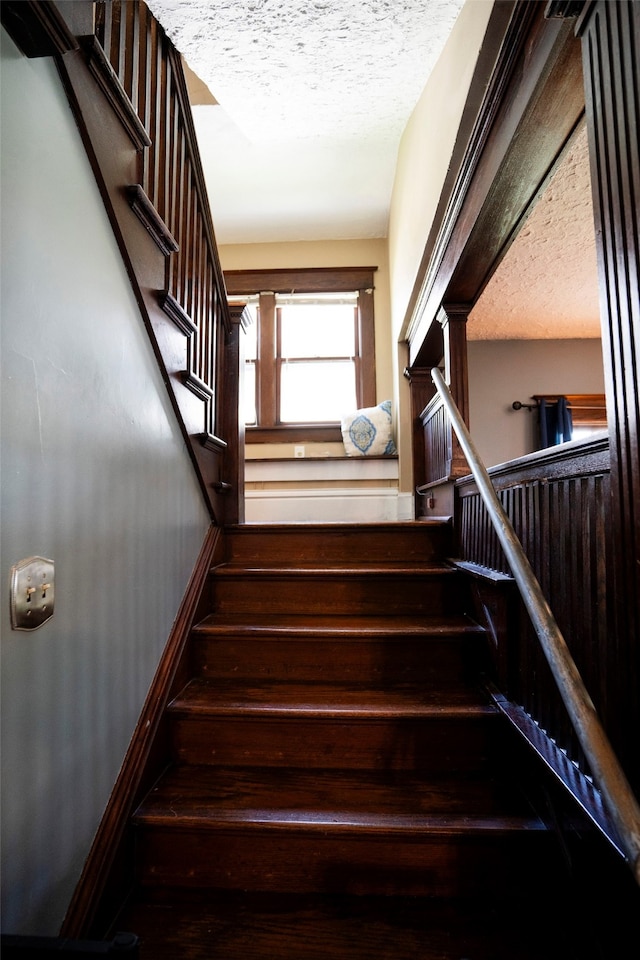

left=147, top=0, right=466, bottom=243
left=147, top=0, right=601, bottom=340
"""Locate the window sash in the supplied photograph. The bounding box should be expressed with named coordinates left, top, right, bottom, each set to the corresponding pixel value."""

left=225, top=267, right=377, bottom=439
left=278, top=358, right=357, bottom=423
left=277, top=301, right=357, bottom=361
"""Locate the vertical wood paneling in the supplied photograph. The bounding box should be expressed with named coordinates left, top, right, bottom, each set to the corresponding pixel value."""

left=421, top=398, right=452, bottom=486
left=456, top=440, right=611, bottom=780
left=579, top=0, right=640, bottom=787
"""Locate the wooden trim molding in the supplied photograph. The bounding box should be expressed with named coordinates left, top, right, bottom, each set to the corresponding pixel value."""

left=80, top=36, right=152, bottom=151
left=246, top=425, right=344, bottom=444
left=181, top=375, right=227, bottom=455
left=407, top=1, right=585, bottom=365
left=182, top=370, right=213, bottom=402
left=576, top=0, right=640, bottom=787
left=0, top=0, right=79, bottom=58
left=159, top=291, right=197, bottom=338
left=201, top=432, right=227, bottom=453
left=61, top=524, right=223, bottom=939
left=545, top=0, right=586, bottom=16
left=127, top=184, right=179, bottom=255
left=225, top=266, right=377, bottom=296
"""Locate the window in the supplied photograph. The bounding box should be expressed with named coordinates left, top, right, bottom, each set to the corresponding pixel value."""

left=532, top=393, right=608, bottom=444
left=225, top=267, right=377, bottom=442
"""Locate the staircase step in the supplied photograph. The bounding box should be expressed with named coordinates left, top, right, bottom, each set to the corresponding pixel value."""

left=136, top=765, right=536, bottom=827
left=224, top=521, right=452, bottom=565
left=193, top=613, right=484, bottom=638
left=120, top=521, right=575, bottom=923
left=167, top=678, right=503, bottom=770
left=191, top=614, right=487, bottom=683
left=133, top=766, right=553, bottom=896
left=111, top=889, right=591, bottom=960
left=208, top=563, right=466, bottom=615
left=170, top=678, right=491, bottom=716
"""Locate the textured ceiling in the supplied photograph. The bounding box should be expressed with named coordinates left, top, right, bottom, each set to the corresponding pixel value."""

left=469, top=124, right=601, bottom=340
left=147, top=0, right=466, bottom=242
left=148, top=0, right=601, bottom=340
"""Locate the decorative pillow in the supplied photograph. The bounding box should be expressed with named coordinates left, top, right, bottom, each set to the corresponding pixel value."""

left=341, top=400, right=397, bottom=456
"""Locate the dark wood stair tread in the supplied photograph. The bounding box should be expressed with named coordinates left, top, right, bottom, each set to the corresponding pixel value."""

left=213, top=562, right=458, bottom=577
left=226, top=521, right=448, bottom=530
left=110, top=889, right=591, bottom=960
left=192, top=613, right=485, bottom=638
left=134, top=765, right=543, bottom=834
left=168, top=678, right=495, bottom=717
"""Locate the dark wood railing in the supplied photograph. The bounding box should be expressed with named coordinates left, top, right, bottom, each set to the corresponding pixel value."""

left=435, top=364, right=640, bottom=879
left=456, top=432, right=611, bottom=774
left=38, top=0, right=246, bottom=521
left=92, top=0, right=230, bottom=448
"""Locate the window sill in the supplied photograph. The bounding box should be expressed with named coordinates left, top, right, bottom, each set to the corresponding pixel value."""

left=245, top=425, right=343, bottom=443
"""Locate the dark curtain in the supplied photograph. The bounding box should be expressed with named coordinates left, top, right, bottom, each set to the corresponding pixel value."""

left=539, top=397, right=573, bottom=447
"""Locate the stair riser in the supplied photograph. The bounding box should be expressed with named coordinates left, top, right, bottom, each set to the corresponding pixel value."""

left=135, top=828, right=551, bottom=898
left=225, top=526, right=452, bottom=565
left=169, top=716, right=501, bottom=771
left=210, top=575, right=463, bottom=616
left=192, top=638, right=475, bottom=684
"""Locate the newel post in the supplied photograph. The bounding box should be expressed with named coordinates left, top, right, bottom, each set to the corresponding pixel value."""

left=220, top=303, right=253, bottom=525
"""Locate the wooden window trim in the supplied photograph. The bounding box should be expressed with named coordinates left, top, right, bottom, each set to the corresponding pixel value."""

left=226, top=267, right=377, bottom=440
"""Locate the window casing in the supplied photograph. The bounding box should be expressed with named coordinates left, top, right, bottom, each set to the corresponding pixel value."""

left=225, top=267, right=377, bottom=442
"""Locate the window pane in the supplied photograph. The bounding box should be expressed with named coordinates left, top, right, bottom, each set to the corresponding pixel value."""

left=243, top=361, right=256, bottom=425
left=244, top=312, right=257, bottom=362
left=280, top=303, right=355, bottom=358
left=280, top=360, right=356, bottom=422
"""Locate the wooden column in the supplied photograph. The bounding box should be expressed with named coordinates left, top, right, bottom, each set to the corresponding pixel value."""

left=405, top=366, right=437, bottom=517
left=221, top=303, right=252, bottom=525
left=575, top=0, right=640, bottom=787
left=438, top=303, right=471, bottom=477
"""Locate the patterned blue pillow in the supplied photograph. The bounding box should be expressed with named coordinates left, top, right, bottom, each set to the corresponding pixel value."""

left=341, top=400, right=397, bottom=456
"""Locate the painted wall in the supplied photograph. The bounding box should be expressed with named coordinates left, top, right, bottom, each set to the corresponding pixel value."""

left=387, top=0, right=494, bottom=341
left=0, top=30, right=210, bottom=935
left=386, top=0, right=494, bottom=490
left=468, top=339, right=605, bottom=466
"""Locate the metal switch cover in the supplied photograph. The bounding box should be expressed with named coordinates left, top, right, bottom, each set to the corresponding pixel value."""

left=10, top=556, right=55, bottom=630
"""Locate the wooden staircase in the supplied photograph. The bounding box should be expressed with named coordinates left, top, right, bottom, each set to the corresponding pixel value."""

left=110, top=522, right=599, bottom=959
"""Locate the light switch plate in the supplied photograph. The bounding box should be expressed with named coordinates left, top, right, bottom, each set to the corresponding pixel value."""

left=10, top=556, right=55, bottom=631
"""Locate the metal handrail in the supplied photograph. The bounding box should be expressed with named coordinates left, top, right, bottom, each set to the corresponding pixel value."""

left=431, top=366, right=640, bottom=884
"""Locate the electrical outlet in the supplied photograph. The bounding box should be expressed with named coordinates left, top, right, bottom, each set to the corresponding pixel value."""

left=294, top=445, right=305, bottom=458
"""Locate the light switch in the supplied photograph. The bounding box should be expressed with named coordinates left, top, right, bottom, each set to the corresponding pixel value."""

left=10, top=556, right=55, bottom=631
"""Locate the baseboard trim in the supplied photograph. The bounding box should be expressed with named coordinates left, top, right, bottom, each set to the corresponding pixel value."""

left=60, top=524, right=222, bottom=938
left=245, top=489, right=414, bottom=523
